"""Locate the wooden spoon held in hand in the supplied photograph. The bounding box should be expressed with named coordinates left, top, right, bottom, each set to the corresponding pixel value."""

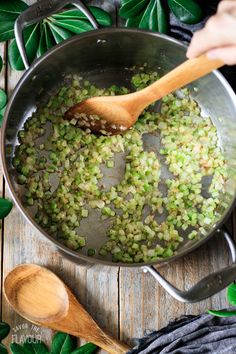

left=4, top=264, right=129, bottom=354
left=64, top=54, right=223, bottom=135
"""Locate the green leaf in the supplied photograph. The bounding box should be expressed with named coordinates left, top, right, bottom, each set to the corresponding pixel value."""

left=150, top=0, right=168, bottom=33
left=121, top=0, right=131, bottom=3
left=126, top=13, right=143, bottom=28
left=51, top=19, right=93, bottom=34
left=227, top=283, right=236, bottom=306
left=208, top=309, right=236, bottom=317
left=70, top=343, right=97, bottom=354
left=8, top=23, right=40, bottom=71
left=168, top=0, right=203, bottom=24
left=0, top=1, right=27, bottom=41
left=52, top=6, right=112, bottom=27
left=0, top=55, right=2, bottom=72
left=0, top=88, right=7, bottom=110
left=36, top=24, right=47, bottom=58
left=0, top=105, right=6, bottom=127
left=139, top=0, right=155, bottom=30
left=0, top=322, right=10, bottom=340
left=23, top=340, right=49, bottom=354
left=51, top=332, right=77, bottom=354
left=0, top=20, right=16, bottom=42
left=47, top=21, right=72, bottom=44
left=119, top=0, right=147, bottom=20
left=44, top=23, right=55, bottom=50
left=0, top=198, right=13, bottom=219
left=10, top=343, right=32, bottom=354
left=0, top=0, right=28, bottom=21
left=0, top=106, right=6, bottom=114
left=0, top=343, right=8, bottom=354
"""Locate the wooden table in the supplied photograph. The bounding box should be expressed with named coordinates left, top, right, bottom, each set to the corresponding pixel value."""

left=0, top=0, right=235, bottom=351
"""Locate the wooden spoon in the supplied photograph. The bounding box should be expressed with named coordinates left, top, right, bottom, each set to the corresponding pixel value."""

left=64, top=55, right=223, bottom=135
left=4, top=264, right=129, bottom=354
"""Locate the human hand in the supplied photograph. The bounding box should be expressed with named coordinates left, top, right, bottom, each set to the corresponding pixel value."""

left=187, top=1, right=236, bottom=65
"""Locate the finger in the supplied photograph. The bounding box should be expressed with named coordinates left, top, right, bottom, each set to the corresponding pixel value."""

left=187, top=13, right=236, bottom=58
left=217, top=0, right=236, bottom=16
left=207, top=46, right=236, bottom=65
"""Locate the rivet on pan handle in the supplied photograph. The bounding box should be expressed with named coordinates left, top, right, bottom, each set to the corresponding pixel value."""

left=142, top=228, right=236, bottom=303
left=14, top=0, right=99, bottom=70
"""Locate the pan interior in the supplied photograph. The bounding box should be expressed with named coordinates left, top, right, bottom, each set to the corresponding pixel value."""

left=3, top=30, right=236, bottom=265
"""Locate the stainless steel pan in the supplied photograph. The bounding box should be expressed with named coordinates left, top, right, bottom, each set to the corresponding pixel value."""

left=2, top=0, right=236, bottom=303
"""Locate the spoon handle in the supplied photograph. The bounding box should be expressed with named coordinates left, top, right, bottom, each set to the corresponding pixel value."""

left=73, top=324, right=130, bottom=354
left=138, top=54, right=224, bottom=107
left=93, top=332, right=130, bottom=354
left=66, top=289, right=130, bottom=354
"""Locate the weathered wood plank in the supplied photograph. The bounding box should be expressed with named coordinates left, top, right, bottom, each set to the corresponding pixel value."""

left=184, top=235, right=229, bottom=313
left=119, top=257, right=185, bottom=347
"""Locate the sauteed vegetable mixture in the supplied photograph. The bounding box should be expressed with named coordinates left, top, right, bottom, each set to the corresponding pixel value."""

left=13, top=70, right=227, bottom=263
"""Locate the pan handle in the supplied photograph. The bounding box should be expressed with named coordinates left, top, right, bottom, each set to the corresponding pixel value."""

left=142, top=228, right=236, bottom=303
left=14, top=0, right=99, bottom=70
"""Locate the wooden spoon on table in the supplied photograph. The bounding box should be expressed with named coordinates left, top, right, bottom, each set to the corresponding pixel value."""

left=64, top=54, right=223, bottom=135
left=4, top=264, right=129, bottom=354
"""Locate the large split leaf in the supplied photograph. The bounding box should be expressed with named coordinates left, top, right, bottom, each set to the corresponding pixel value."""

left=126, top=12, right=143, bottom=28
left=0, top=322, right=10, bottom=340
left=150, top=0, right=168, bottom=33
left=119, top=0, right=148, bottom=20
left=0, top=0, right=29, bottom=41
left=52, top=6, right=112, bottom=27
left=70, top=343, right=98, bottom=354
left=0, top=88, right=7, bottom=110
left=0, top=198, right=13, bottom=219
left=50, top=18, right=93, bottom=34
left=0, top=20, right=16, bottom=42
left=139, top=0, right=155, bottom=30
left=44, top=22, right=54, bottom=50
left=51, top=332, right=77, bottom=354
left=168, top=0, right=203, bottom=24
left=23, top=340, right=49, bottom=354
left=0, top=105, right=6, bottom=127
left=10, top=343, right=32, bottom=354
left=48, top=21, right=72, bottom=44
left=227, top=283, right=236, bottom=306
left=0, top=343, right=8, bottom=354
left=208, top=309, right=236, bottom=317
left=36, top=24, right=47, bottom=58
left=208, top=283, right=236, bottom=317
left=0, top=0, right=28, bottom=21
left=125, top=0, right=168, bottom=34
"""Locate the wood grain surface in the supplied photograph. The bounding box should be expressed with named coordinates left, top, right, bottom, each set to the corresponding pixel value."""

left=0, top=0, right=234, bottom=352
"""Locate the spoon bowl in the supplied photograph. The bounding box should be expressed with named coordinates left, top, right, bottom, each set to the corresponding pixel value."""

left=64, top=94, right=138, bottom=135
left=64, top=55, right=223, bottom=135
left=4, top=264, right=69, bottom=323
left=4, top=264, right=129, bottom=354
